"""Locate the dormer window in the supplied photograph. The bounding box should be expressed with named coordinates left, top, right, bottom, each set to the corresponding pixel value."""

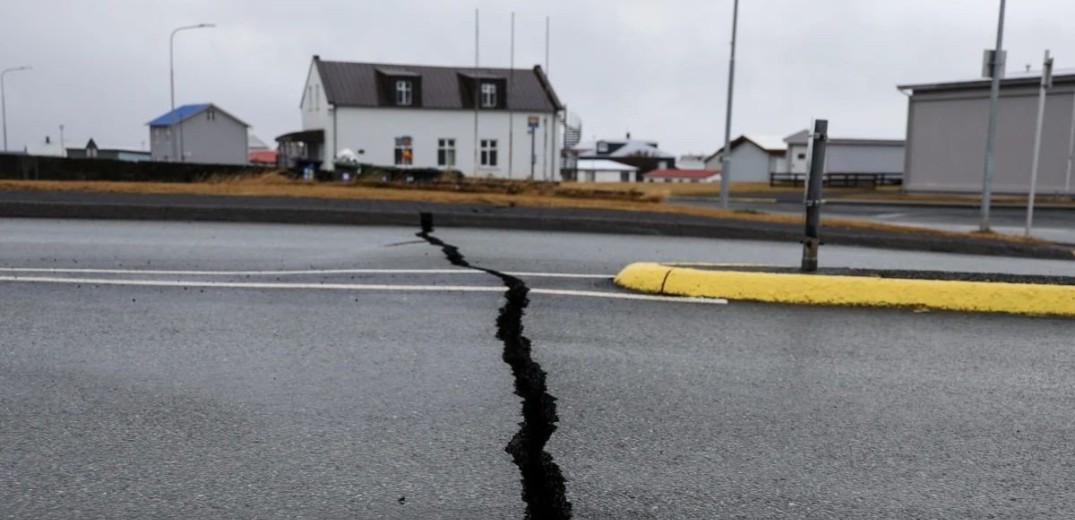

left=597, top=142, right=609, bottom=153
left=396, top=80, right=413, bottom=106
left=481, top=83, right=497, bottom=108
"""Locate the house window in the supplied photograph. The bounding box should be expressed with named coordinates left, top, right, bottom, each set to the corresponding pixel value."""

left=437, top=138, right=456, bottom=167
left=597, top=142, right=608, bottom=153
left=481, top=83, right=497, bottom=108
left=797, top=153, right=806, bottom=160
left=206, top=108, right=217, bottom=121
left=87, top=147, right=98, bottom=159
left=396, top=80, right=413, bottom=106
left=480, top=139, right=498, bottom=167
left=395, top=136, right=413, bottom=165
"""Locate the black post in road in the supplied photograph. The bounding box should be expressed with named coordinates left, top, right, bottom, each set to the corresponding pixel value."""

left=801, top=119, right=829, bottom=273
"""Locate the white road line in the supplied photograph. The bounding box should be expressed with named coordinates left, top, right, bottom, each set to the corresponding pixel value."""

left=0, top=267, right=610, bottom=279
left=0, top=276, right=724, bottom=304
left=530, top=288, right=726, bottom=304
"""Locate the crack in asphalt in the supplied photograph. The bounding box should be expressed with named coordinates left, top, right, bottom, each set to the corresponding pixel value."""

left=417, top=212, right=572, bottom=520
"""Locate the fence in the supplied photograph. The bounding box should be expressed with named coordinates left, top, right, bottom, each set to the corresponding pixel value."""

left=0, top=153, right=273, bottom=183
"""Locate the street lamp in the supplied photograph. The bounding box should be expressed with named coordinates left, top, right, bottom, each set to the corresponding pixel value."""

left=2, top=65, right=32, bottom=152
left=719, top=0, right=740, bottom=208
left=170, top=23, right=215, bottom=161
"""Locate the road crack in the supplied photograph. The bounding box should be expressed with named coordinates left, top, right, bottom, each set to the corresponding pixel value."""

left=417, top=212, right=572, bottom=519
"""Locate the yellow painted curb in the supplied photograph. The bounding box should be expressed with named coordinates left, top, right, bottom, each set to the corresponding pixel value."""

left=614, top=262, right=1075, bottom=317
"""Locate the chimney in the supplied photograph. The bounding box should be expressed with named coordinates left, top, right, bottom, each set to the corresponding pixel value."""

left=626, top=132, right=631, bottom=139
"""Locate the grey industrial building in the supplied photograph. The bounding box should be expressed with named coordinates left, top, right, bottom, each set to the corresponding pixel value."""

left=148, top=103, right=249, bottom=164
left=900, top=74, right=1075, bottom=194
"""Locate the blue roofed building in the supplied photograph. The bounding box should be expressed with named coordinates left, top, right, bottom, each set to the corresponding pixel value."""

left=148, top=103, right=249, bottom=164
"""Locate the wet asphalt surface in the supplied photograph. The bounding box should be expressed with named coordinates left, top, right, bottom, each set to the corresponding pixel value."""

left=678, top=196, right=1075, bottom=244
left=2, top=219, right=1075, bottom=518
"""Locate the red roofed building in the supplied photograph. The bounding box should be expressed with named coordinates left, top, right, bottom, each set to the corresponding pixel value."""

left=643, top=168, right=721, bottom=183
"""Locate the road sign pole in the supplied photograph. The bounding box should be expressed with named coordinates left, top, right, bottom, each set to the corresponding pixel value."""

left=801, top=119, right=828, bottom=273
left=1065, top=88, right=1075, bottom=194
left=1026, top=50, right=1053, bottom=237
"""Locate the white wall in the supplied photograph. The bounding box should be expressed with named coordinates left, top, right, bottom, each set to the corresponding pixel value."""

left=826, top=144, right=905, bottom=174
left=788, top=144, right=809, bottom=174
left=323, top=106, right=560, bottom=179
left=579, top=169, right=634, bottom=182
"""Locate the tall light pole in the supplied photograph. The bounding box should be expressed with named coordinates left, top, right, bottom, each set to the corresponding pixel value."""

left=170, top=23, right=214, bottom=162
left=2, top=65, right=32, bottom=152
left=979, top=0, right=1006, bottom=231
left=719, top=0, right=740, bottom=208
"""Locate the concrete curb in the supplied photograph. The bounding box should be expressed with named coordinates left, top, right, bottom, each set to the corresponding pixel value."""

left=1, top=192, right=1073, bottom=260
left=614, top=262, right=1075, bottom=317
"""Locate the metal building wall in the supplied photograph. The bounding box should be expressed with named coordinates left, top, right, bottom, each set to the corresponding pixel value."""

left=906, top=83, right=1075, bottom=194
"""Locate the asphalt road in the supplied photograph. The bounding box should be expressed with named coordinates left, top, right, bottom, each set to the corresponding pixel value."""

left=2, top=218, right=1074, bottom=518
left=678, top=196, right=1075, bottom=244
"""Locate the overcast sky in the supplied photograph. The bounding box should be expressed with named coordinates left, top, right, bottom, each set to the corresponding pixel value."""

left=3, top=0, right=1075, bottom=156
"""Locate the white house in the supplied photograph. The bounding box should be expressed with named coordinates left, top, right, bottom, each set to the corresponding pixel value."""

left=704, top=135, right=788, bottom=183
left=575, top=158, right=639, bottom=182
left=281, top=56, right=563, bottom=178
left=566, top=136, right=676, bottom=182
left=783, top=129, right=904, bottom=176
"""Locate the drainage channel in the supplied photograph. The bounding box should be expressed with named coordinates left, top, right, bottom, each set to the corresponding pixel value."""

left=416, top=213, right=572, bottom=519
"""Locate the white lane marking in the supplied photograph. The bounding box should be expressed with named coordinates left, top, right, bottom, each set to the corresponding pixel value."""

left=531, top=288, right=726, bottom=304
left=0, top=276, right=724, bottom=304
left=0, top=267, right=610, bottom=279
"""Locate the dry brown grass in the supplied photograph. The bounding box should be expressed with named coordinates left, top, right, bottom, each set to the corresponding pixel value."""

left=0, top=175, right=1059, bottom=247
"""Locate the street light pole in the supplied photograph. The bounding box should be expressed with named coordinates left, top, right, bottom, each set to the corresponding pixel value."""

left=2, top=65, right=32, bottom=152
left=169, top=23, right=215, bottom=162
left=980, top=0, right=1007, bottom=231
left=719, top=0, right=740, bottom=209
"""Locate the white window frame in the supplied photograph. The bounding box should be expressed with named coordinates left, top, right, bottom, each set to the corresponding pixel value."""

left=396, top=80, right=413, bottom=106
left=395, top=137, right=413, bottom=166
left=437, top=138, right=456, bottom=167
left=481, top=83, right=497, bottom=108
left=480, top=139, right=498, bottom=167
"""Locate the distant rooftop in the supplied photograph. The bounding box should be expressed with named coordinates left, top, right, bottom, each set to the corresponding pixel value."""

left=147, top=103, right=249, bottom=127
left=147, top=104, right=210, bottom=126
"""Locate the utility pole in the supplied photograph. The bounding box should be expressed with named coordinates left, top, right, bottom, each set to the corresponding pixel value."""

left=1, top=65, right=32, bottom=152
left=719, top=0, right=740, bottom=208
left=980, top=0, right=1007, bottom=231
left=1026, top=50, right=1053, bottom=237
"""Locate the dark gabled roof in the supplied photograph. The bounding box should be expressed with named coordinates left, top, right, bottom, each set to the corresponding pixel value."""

left=314, top=58, right=562, bottom=112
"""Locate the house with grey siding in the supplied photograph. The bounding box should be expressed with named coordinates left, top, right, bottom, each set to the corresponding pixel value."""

left=148, top=103, right=249, bottom=164
left=704, top=135, right=787, bottom=183
left=783, top=129, right=904, bottom=176
left=899, top=74, right=1075, bottom=194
